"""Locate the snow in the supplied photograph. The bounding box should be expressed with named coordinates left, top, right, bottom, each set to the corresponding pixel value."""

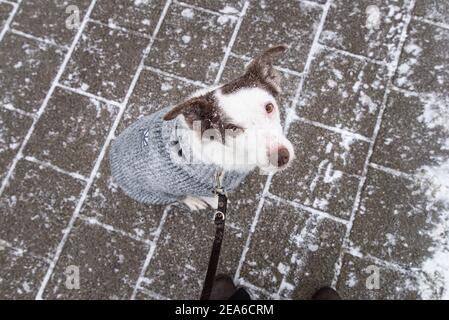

left=416, top=159, right=449, bottom=299
left=181, top=8, right=194, bottom=19
left=181, top=35, right=191, bottom=44
left=413, top=94, right=449, bottom=299
left=220, top=5, right=239, bottom=15
left=365, top=5, right=381, bottom=30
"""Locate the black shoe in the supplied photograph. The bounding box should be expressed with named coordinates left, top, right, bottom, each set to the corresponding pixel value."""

left=209, top=274, right=237, bottom=300
left=311, top=287, right=341, bottom=300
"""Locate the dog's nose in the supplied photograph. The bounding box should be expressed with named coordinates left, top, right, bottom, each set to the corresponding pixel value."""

left=277, top=147, right=290, bottom=167
left=269, top=147, right=290, bottom=168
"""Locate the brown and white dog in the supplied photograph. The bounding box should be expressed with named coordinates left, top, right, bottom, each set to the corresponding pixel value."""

left=163, top=44, right=295, bottom=210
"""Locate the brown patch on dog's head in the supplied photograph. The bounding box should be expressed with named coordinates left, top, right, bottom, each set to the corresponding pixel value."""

left=221, top=44, right=288, bottom=96
left=163, top=93, right=226, bottom=140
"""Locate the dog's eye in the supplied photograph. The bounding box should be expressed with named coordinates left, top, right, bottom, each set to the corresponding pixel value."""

left=224, top=124, right=243, bottom=135
left=265, top=103, right=274, bottom=113
left=225, top=124, right=239, bottom=131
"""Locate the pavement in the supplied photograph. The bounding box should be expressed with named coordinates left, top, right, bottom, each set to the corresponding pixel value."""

left=1, top=0, right=448, bottom=300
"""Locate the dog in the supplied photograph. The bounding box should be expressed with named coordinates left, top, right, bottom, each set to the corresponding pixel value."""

left=109, top=44, right=295, bottom=211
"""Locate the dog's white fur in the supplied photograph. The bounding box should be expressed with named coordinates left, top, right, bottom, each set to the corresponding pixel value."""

left=184, top=87, right=294, bottom=172
left=180, top=87, right=294, bottom=210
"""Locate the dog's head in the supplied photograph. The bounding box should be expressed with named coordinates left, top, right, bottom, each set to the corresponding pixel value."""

left=163, top=44, right=295, bottom=174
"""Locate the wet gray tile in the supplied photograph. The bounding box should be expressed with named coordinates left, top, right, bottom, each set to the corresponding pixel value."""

left=0, top=108, right=32, bottom=183
left=372, top=90, right=449, bottom=174
left=119, top=68, right=200, bottom=133
left=298, top=47, right=388, bottom=137
left=284, top=214, right=346, bottom=299
left=0, top=33, right=64, bottom=113
left=11, top=0, right=91, bottom=46
left=0, top=1, right=13, bottom=29
left=61, top=22, right=148, bottom=102
left=145, top=3, right=236, bottom=84
left=24, top=88, right=118, bottom=177
left=141, top=205, right=247, bottom=299
left=394, top=20, right=449, bottom=94
left=270, top=121, right=369, bottom=219
left=91, top=0, right=166, bottom=35
left=233, top=1, right=323, bottom=72
left=238, top=199, right=310, bottom=294
left=414, top=1, right=449, bottom=25
left=219, top=54, right=248, bottom=82
left=0, top=160, right=84, bottom=259
left=80, top=145, right=165, bottom=241
left=42, top=220, right=149, bottom=299
left=227, top=170, right=267, bottom=233
left=0, top=246, right=49, bottom=300
left=349, top=167, right=440, bottom=268
left=336, top=253, right=420, bottom=299
left=320, top=0, right=408, bottom=61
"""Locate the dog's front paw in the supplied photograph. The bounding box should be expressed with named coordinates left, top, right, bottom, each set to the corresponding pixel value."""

left=181, top=196, right=210, bottom=211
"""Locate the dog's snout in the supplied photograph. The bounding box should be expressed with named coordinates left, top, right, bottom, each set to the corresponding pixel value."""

left=277, top=147, right=290, bottom=167
left=269, top=147, right=290, bottom=168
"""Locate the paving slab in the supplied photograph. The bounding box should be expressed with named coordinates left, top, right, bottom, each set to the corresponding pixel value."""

left=414, top=0, right=449, bottom=25
left=91, top=0, right=166, bottom=35
left=226, top=170, right=267, bottom=232
left=24, top=87, right=118, bottom=177
left=61, top=22, right=148, bottom=102
left=349, top=167, right=449, bottom=299
left=297, top=47, right=388, bottom=137
left=239, top=197, right=346, bottom=299
left=350, top=167, right=440, bottom=268
left=270, top=120, right=369, bottom=219
left=372, top=89, right=449, bottom=173
left=41, top=219, right=149, bottom=299
left=394, top=19, right=449, bottom=94
left=11, top=0, right=91, bottom=46
left=238, top=198, right=310, bottom=295
left=0, top=107, right=32, bottom=183
left=0, top=33, right=64, bottom=113
left=119, top=67, right=201, bottom=133
left=284, top=214, right=346, bottom=299
left=336, top=253, right=421, bottom=299
left=145, top=3, right=236, bottom=84
left=0, top=1, right=13, bottom=30
left=140, top=205, right=247, bottom=299
left=320, top=0, right=409, bottom=61
left=0, top=160, right=84, bottom=259
left=0, top=246, right=49, bottom=300
left=233, top=1, right=323, bottom=73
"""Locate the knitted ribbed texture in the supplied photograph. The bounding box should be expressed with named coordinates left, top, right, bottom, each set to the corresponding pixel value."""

left=109, top=107, right=248, bottom=205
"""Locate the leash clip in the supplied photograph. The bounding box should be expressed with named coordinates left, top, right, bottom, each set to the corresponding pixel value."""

left=214, top=210, right=225, bottom=223
left=213, top=170, right=227, bottom=224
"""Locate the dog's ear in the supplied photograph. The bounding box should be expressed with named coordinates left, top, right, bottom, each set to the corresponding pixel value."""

left=163, top=96, right=218, bottom=126
left=245, top=44, right=288, bottom=94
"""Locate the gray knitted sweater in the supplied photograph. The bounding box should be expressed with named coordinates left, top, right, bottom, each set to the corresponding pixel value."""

left=109, top=107, right=248, bottom=205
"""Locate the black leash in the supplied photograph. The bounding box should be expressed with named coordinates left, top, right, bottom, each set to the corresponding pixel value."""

left=200, top=171, right=227, bottom=300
